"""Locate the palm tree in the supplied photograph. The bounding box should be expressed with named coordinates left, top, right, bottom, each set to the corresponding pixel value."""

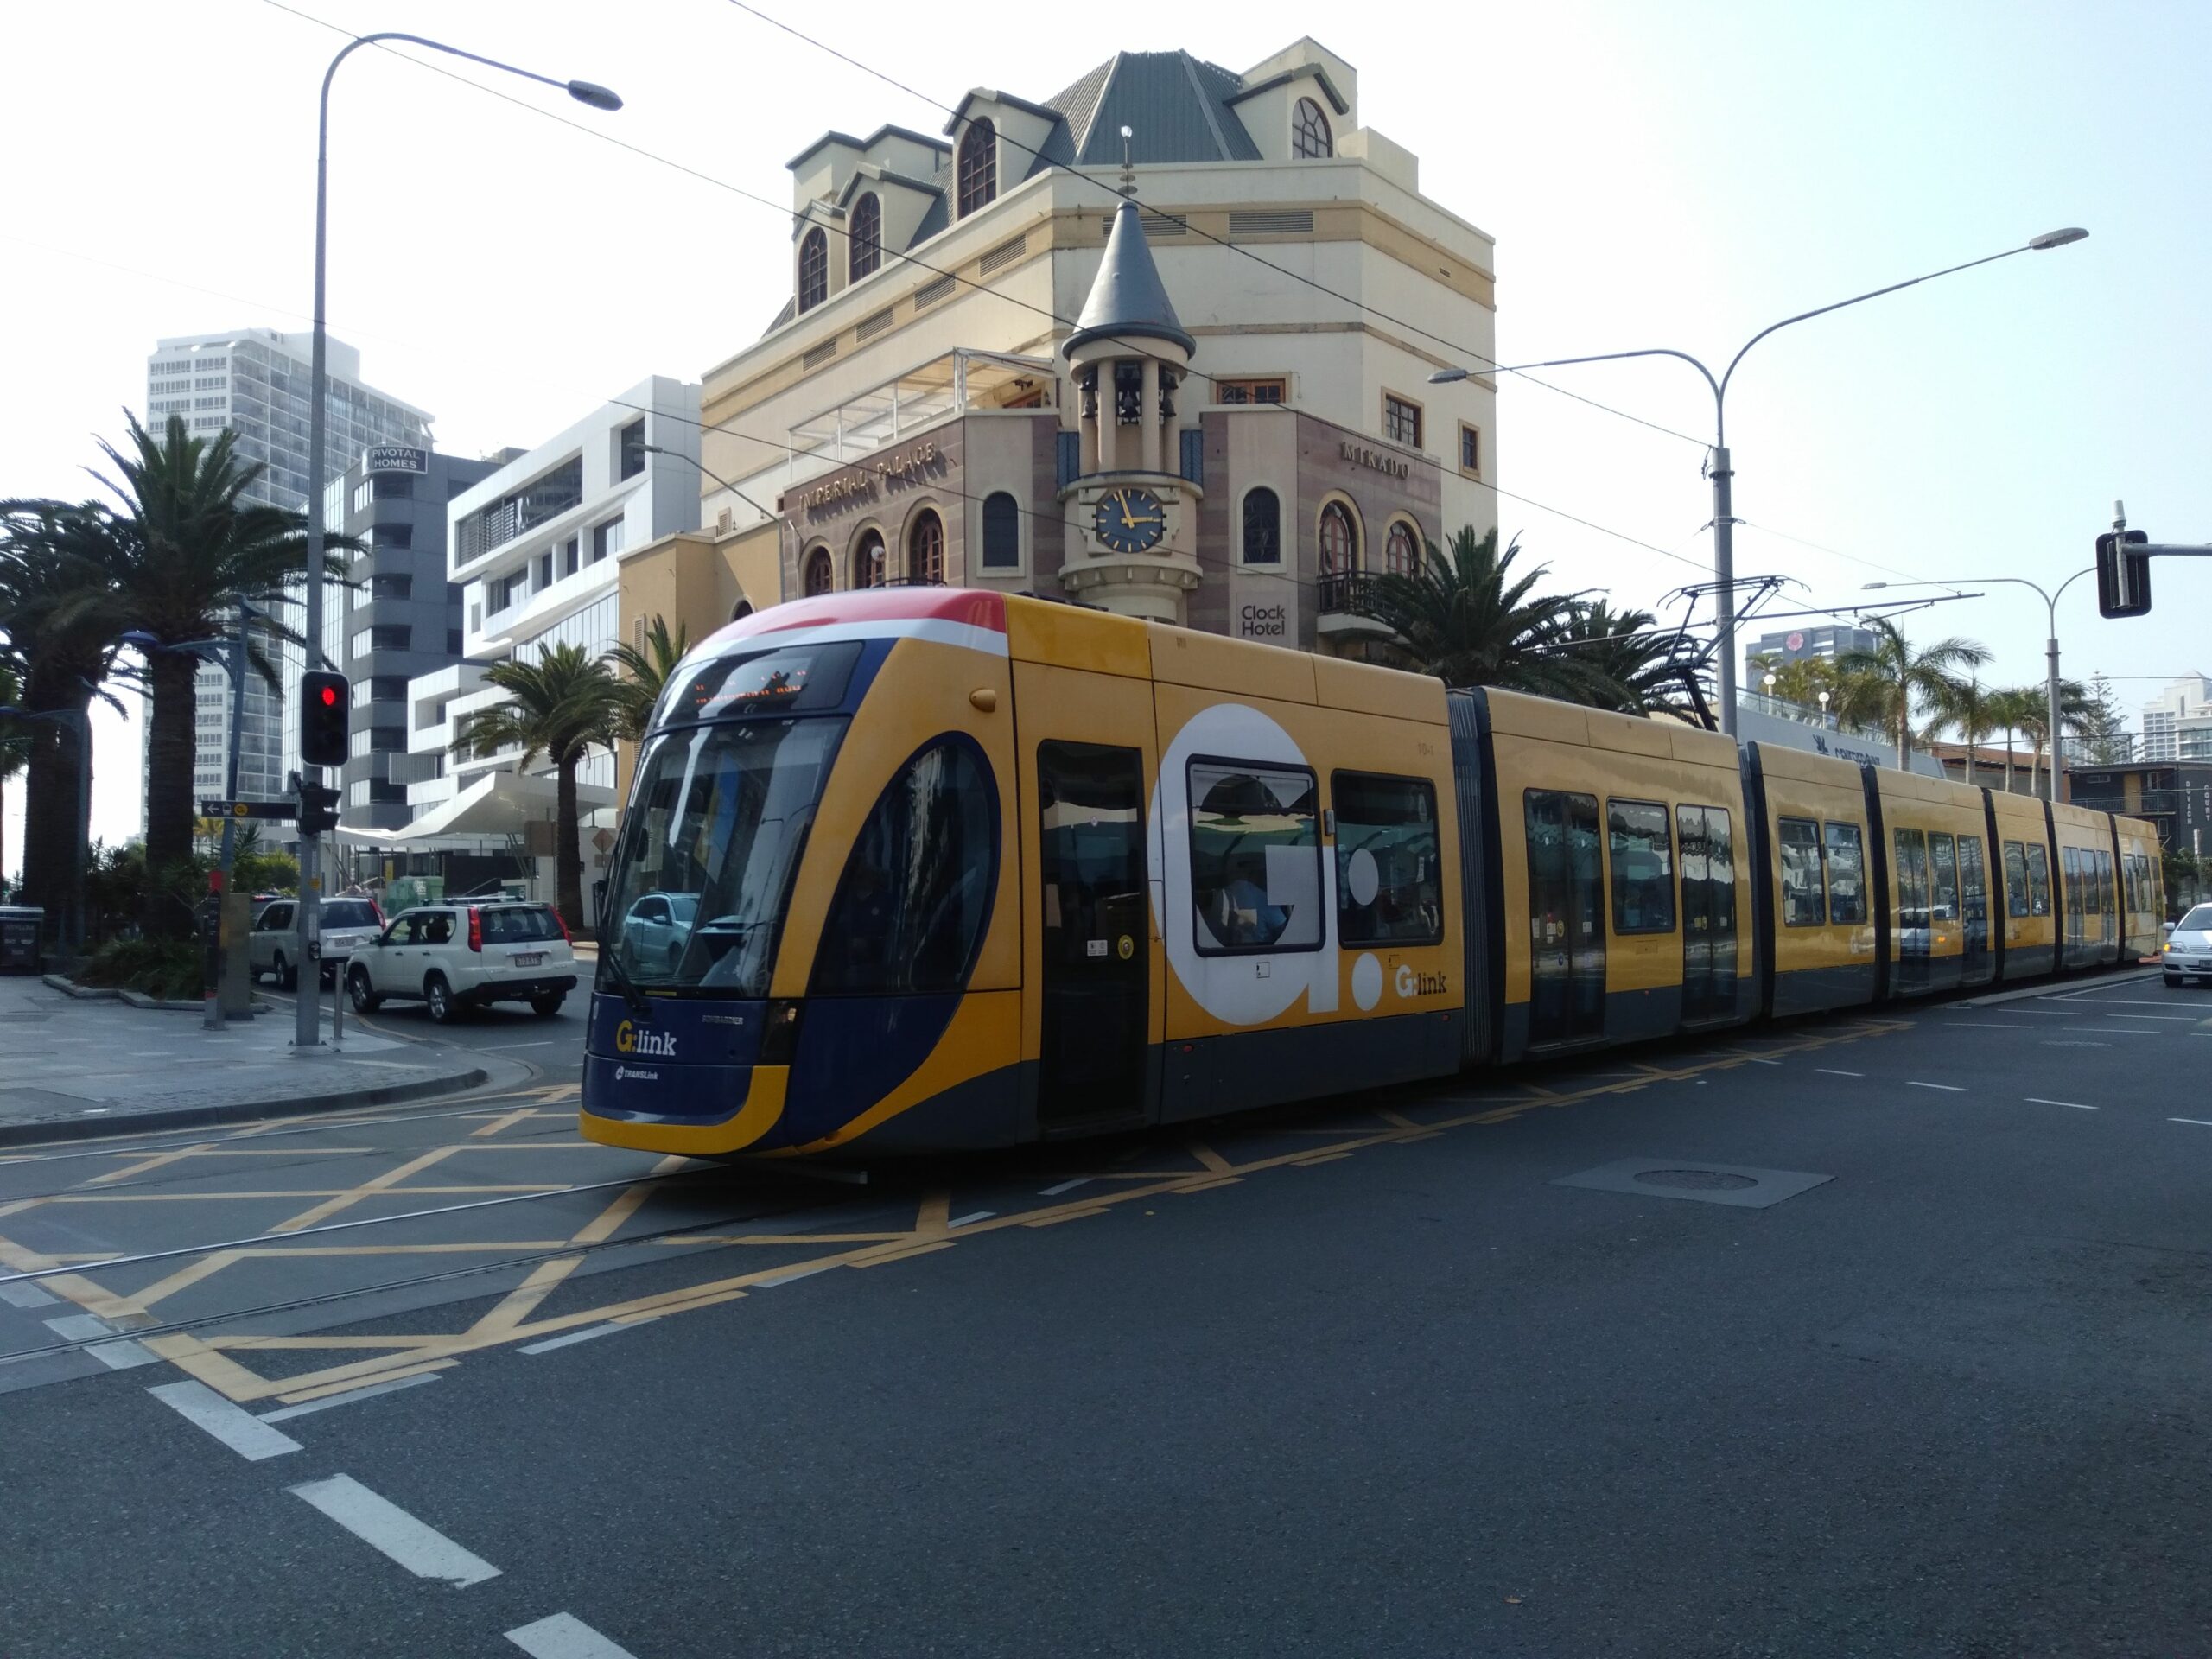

left=67, top=412, right=349, bottom=936
left=1352, top=526, right=1616, bottom=702
left=451, top=642, right=623, bottom=931
left=0, top=502, right=123, bottom=936
left=2002, top=680, right=2095, bottom=798
left=1834, top=618, right=1992, bottom=772
left=1929, top=677, right=2000, bottom=786
left=1985, top=686, right=2041, bottom=792
left=1552, top=601, right=1710, bottom=722
left=607, top=614, right=690, bottom=744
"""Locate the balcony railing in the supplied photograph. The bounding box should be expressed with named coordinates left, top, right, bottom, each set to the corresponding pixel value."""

left=1316, top=571, right=1377, bottom=615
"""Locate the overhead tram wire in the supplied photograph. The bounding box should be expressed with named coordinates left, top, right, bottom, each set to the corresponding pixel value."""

left=716, top=0, right=1709, bottom=450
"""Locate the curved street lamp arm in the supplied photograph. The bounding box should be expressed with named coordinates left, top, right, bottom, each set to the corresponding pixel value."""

left=1482, top=346, right=1723, bottom=425
left=320, top=32, right=575, bottom=117
left=1719, top=245, right=2035, bottom=410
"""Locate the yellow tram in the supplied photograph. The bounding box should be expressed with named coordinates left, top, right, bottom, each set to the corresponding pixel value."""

left=580, top=588, right=2162, bottom=1157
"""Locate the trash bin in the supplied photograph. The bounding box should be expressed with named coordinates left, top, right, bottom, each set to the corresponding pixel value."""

left=0, top=906, right=43, bottom=973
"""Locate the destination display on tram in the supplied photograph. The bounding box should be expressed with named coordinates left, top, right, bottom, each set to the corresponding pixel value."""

left=673, top=639, right=861, bottom=722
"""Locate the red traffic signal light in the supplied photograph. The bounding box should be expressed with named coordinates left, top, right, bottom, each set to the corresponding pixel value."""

left=299, top=671, right=351, bottom=769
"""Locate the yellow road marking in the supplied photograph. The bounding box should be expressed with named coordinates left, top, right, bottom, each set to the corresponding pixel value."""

left=270, top=1145, right=467, bottom=1234
left=271, top=1359, right=458, bottom=1404
left=1189, top=1142, right=1235, bottom=1175
left=88, top=1144, right=220, bottom=1185
left=469, top=1107, right=537, bottom=1139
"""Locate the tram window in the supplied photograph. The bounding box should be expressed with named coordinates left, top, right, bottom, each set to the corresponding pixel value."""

left=2024, top=844, right=2050, bottom=917
left=1603, top=799, right=1673, bottom=934
left=1929, top=833, right=1960, bottom=922
left=606, top=716, right=848, bottom=995
left=1823, top=822, right=1866, bottom=925
left=1188, top=760, right=1322, bottom=955
left=1332, top=772, right=1443, bottom=945
left=1777, top=817, right=1825, bottom=927
left=1894, top=828, right=1930, bottom=916
left=812, top=737, right=997, bottom=995
left=1959, top=836, right=1987, bottom=926
left=2061, top=848, right=2081, bottom=944
left=2002, top=841, right=2031, bottom=919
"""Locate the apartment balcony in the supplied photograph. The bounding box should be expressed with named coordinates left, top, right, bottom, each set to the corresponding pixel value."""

left=1314, top=572, right=1396, bottom=645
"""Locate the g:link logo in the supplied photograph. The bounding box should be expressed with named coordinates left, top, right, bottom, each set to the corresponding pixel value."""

left=613, top=1020, right=678, bottom=1058
left=1395, top=963, right=1449, bottom=998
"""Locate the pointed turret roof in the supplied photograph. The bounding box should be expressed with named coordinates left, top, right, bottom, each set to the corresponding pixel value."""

left=1065, top=199, right=1196, bottom=358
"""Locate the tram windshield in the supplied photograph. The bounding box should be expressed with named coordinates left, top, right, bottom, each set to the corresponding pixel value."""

left=601, top=716, right=847, bottom=996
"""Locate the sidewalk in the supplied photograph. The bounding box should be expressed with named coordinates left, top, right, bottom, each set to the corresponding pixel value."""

left=0, top=974, right=494, bottom=1147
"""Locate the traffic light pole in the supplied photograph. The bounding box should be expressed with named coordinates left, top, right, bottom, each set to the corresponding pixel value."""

left=206, top=601, right=251, bottom=1032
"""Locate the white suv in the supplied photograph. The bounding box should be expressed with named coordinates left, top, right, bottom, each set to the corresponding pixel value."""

left=346, top=902, right=577, bottom=1021
left=248, top=897, right=384, bottom=990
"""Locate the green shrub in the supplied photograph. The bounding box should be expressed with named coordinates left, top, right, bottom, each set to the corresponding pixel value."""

left=74, top=938, right=205, bottom=1001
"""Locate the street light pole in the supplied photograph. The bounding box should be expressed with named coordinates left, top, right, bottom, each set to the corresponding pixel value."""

left=638, top=443, right=790, bottom=606
left=297, top=30, right=620, bottom=1053
left=1864, top=569, right=2094, bottom=802
left=1431, top=228, right=2088, bottom=739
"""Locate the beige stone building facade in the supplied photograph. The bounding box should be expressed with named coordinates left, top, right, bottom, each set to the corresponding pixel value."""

left=620, top=37, right=1497, bottom=659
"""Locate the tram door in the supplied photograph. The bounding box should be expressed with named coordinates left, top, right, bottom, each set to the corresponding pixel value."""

left=1034, top=739, right=1150, bottom=1128
left=1524, top=790, right=1605, bottom=1046
left=1959, top=834, right=1990, bottom=978
left=1678, top=804, right=1738, bottom=1023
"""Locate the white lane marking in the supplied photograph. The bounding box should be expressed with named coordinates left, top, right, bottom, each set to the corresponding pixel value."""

left=44, top=1313, right=161, bottom=1370
left=2171, top=1118, right=2212, bottom=1128
left=0, top=1281, right=58, bottom=1309
left=758, top=1263, right=838, bottom=1288
left=2063, top=1027, right=2167, bottom=1035
left=479, top=1040, right=556, bottom=1050
left=1740, top=1057, right=1782, bottom=1066
left=2027, top=1097, right=2098, bottom=1111
left=260, top=1372, right=442, bottom=1422
left=149, top=1379, right=302, bottom=1461
left=2059, top=998, right=2196, bottom=1009
left=948, top=1211, right=995, bottom=1228
left=1815, top=1068, right=1863, bottom=1078
left=518, top=1322, right=631, bottom=1356
left=506, top=1612, right=640, bottom=1659
left=1039, top=1178, right=1093, bottom=1196
left=1938, top=1021, right=2037, bottom=1030
left=1906, top=1081, right=1967, bottom=1093
left=289, top=1475, right=501, bottom=1587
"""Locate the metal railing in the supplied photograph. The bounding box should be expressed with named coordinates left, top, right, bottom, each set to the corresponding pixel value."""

left=1316, top=571, right=1376, bottom=615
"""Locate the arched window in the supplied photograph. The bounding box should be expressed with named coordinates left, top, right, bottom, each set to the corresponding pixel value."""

left=730, top=598, right=754, bottom=622
left=1385, top=520, right=1421, bottom=576
left=849, top=194, right=881, bottom=281
left=1242, top=487, right=1281, bottom=565
left=1319, top=500, right=1357, bottom=575
left=803, top=547, right=833, bottom=595
left=957, top=119, right=996, bottom=216
left=797, top=227, right=829, bottom=314
left=908, top=510, right=945, bottom=584
left=1292, top=97, right=1332, bottom=160
left=853, top=528, right=886, bottom=589
left=981, top=492, right=1020, bottom=569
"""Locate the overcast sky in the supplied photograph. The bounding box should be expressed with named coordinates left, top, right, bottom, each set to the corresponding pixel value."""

left=3, top=0, right=2207, bottom=857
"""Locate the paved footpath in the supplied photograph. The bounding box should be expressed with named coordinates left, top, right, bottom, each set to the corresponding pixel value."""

left=0, top=974, right=518, bottom=1146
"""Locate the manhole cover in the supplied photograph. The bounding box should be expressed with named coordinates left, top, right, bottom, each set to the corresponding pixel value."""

left=1631, top=1168, right=1758, bottom=1191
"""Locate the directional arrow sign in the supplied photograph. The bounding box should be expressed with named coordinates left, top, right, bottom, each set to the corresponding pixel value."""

left=200, top=799, right=297, bottom=821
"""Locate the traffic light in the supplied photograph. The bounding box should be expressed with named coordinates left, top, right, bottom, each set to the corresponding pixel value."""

left=2096, top=529, right=2152, bottom=619
left=297, top=779, right=341, bottom=837
left=300, top=671, right=351, bottom=767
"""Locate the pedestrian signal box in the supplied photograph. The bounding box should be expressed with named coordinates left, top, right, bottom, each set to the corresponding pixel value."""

left=2096, top=529, right=2151, bottom=619
left=300, top=671, right=351, bottom=767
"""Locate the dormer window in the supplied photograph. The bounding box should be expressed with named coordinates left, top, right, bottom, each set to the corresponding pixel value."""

left=798, top=226, right=829, bottom=314
left=849, top=194, right=882, bottom=281
left=1292, top=97, right=1332, bottom=160
left=957, top=119, right=997, bottom=216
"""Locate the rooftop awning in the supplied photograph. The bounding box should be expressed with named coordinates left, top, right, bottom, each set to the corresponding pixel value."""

left=343, top=768, right=617, bottom=847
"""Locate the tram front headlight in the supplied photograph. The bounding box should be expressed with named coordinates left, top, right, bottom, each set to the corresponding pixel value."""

left=759, top=999, right=803, bottom=1065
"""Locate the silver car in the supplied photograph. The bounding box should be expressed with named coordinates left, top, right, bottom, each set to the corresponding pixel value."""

left=2164, top=904, right=2212, bottom=986
left=247, top=896, right=384, bottom=989
left=620, top=892, right=700, bottom=973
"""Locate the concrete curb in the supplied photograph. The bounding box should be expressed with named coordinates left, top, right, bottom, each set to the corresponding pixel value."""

left=1954, top=964, right=2162, bottom=1008
left=38, top=975, right=271, bottom=1016
left=0, top=1065, right=493, bottom=1150
left=41, top=974, right=115, bottom=1000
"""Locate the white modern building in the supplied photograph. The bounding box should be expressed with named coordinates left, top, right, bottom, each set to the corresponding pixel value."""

left=392, top=379, right=700, bottom=918
left=143, top=329, right=431, bottom=817
left=2139, top=674, right=2212, bottom=762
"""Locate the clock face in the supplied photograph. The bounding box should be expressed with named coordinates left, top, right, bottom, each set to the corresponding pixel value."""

left=1092, top=486, right=1166, bottom=554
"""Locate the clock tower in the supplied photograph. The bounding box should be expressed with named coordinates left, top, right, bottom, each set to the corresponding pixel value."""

left=1058, top=196, right=1203, bottom=620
